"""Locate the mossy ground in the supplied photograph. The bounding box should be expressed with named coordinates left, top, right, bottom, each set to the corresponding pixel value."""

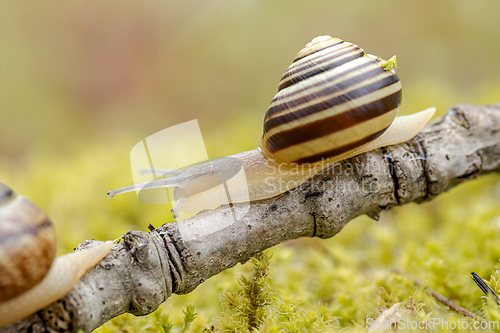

left=2, top=141, right=500, bottom=332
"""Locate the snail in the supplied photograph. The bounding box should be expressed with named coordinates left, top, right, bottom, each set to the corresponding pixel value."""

left=0, top=183, right=112, bottom=328
left=107, top=36, right=436, bottom=218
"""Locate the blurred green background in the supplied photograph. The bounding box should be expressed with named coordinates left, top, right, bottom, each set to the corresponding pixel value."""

left=1, top=0, right=500, bottom=331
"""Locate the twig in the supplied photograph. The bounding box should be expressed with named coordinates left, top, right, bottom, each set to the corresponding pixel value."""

left=394, top=270, right=486, bottom=322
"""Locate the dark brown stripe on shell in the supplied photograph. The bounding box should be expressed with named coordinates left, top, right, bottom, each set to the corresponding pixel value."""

left=269, top=65, right=386, bottom=119
left=264, top=89, right=402, bottom=154
left=291, top=127, right=389, bottom=164
left=293, top=40, right=344, bottom=63
left=279, top=47, right=365, bottom=91
left=270, top=60, right=375, bottom=105
left=0, top=216, right=52, bottom=243
left=265, top=71, right=400, bottom=132
left=282, top=44, right=359, bottom=83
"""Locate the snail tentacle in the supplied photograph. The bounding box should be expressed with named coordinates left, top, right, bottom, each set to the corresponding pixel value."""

left=107, top=178, right=180, bottom=199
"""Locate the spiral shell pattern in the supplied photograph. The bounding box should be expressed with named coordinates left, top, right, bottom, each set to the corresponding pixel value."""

left=0, top=183, right=57, bottom=302
left=261, top=36, right=402, bottom=164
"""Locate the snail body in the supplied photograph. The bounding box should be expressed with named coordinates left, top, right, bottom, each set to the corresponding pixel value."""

left=107, top=36, right=436, bottom=217
left=0, top=183, right=112, bottom=328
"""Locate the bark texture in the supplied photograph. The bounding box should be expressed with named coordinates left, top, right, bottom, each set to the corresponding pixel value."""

left=2, top=103, right=500, bottom=333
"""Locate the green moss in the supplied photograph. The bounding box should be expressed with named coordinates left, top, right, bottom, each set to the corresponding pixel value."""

left=382, top=55, right=398, bottom=72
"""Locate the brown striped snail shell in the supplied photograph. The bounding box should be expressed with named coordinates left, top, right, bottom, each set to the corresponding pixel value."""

left=107, top=36, right=434, bottom=218
left=261, top=36, right=402, bottom=165
left=0, top=183, right=57, bottom=302
left=0, top=183, right=112, bottom=327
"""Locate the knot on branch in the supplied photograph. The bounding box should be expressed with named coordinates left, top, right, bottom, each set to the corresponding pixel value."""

left=121, top=230, right=180, bottom=315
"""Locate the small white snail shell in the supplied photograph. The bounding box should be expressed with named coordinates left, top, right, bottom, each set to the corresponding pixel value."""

left=107, top=36, right=436, bottom=217
left=0, top=183, right=112, bottom=328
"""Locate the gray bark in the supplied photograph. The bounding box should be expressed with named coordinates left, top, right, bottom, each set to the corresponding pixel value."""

left=3, top=103, right=500, bottom=333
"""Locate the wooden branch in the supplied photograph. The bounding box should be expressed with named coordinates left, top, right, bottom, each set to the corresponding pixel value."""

left=3, top=103, right=500, bottom=333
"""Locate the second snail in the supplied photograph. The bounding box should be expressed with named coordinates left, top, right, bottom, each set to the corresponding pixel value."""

left=108, top=36, right=436, bottom=217
left=0, top=183, right=113, bottom=327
